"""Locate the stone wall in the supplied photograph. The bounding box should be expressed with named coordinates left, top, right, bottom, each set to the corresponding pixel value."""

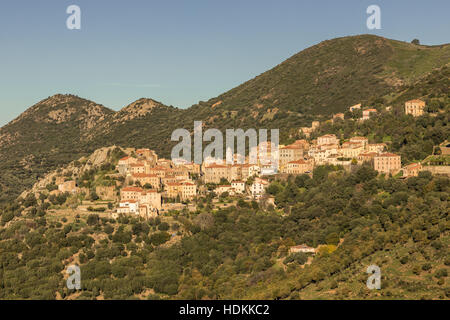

left=420, top=166, right=450, bottom=176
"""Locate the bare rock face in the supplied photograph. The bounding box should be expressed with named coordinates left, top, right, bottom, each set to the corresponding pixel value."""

left=114, top=98, right=163, bottom=122
left=7, top=94, right=113, bottom=127
left=21, top=145, right=130, bottom=199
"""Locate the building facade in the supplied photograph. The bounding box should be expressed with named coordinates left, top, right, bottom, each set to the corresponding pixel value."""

left=374, top=153, right=402, bottom=174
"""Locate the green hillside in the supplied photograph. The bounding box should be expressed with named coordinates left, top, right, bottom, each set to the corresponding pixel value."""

left=0, top=95, right=114, bottom=203
left=0, top=35, right=449, bottom=203
left=188, top=35, right=450, bottom=116
left=0, top=161, right=448, bottom=299
left=87, top=36, right=450, bottom=158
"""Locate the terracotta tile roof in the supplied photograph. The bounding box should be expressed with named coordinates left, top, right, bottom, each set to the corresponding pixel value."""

left=319, top=134, right=337, bottom=138
left=360, top=152, right=378, bottom=157
left=377, top=153, right=400, bottom=158
left=121, top=199, right=138, bottom=203
left=281, top=145, right=302, bottom=150
left=121, top=187, right=143, bottom=192
left=132, top=173, right=158, bottom=178
left=142, top=189, right=158, bottom=193
left=130, top=162, right=145, bottom=167
left=350, top=136, right=368, bottom=140
left=205, top=164, right=228, bottom=168
left=288, top=160, right=307, bottom=164
left=404, top=163, right=421, bottom=169
left=406, top=99, right=425, bottom=104
left=166, top=182, right=182, bottom=186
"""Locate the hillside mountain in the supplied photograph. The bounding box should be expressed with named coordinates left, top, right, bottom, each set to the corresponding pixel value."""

left=85, top=98, right=183, bottom=151
left=0, top=147, right=448, bottom=299
left=0, top=34, right=449, bottom=202
left=0, top=95, right=114, bottom=202
left=86, top=35, right=450, bottom=159
left=186, top=34, right=450, bottom=121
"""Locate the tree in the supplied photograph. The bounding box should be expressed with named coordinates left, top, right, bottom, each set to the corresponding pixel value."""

left=149, top=232, right=170, bottom=246
left=23, top=194, right=37, bottom=207
left=411, top=39, right=420, bottom=45
left=326, top=232, right=340, bottom=246
left=90, top=191, right=99, bottom=201
left=87, top=214, right=99, bottom=226
left=158, top=222, right=170, bottom=231
left=194, top=212, right=214, bottom=230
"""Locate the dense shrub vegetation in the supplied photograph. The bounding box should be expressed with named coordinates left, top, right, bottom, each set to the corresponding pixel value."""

left=0, top=166, right=448, bottom=299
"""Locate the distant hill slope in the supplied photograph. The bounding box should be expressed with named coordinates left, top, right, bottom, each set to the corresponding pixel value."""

left=85, top=36, right=449, bottom=159
left=0, top=95, right=114, bottom=202
left=188, top=34, right=450, bottom=118
left=0, top=35, right=449, bottom=202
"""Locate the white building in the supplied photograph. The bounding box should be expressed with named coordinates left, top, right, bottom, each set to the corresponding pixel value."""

left=250, top=177, right=269, bottom=199
left=117, top=200, right=139, bottom=215
left=215, top=185, right=235, bottom=196
left=231, top=181, right=246, bottom=194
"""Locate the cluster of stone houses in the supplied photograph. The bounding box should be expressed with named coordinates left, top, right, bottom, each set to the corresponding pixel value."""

left=345, top=103, right=379, bottom=121
left=202, top=163, right=260, bottom=184
left=288, top=99, right=429, bottom=176
left=118, top=186, right=161, bottom=218
left=116, top=148, right=200, bottom=217
left=351, top=99, right=426, bottom=118
left=298, top=103, right=380, bottom=141
left=116, top=100, right=426, bottom=215
left=307, top=134, right=401, bottom=173
left=213, top=177, right=270, bottom=199
left=278, top=134, right=401, bottom=174
left=45, top=98, right=440, bottom=219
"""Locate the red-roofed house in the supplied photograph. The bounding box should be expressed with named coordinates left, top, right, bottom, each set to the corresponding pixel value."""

left=402, top=163, right=422, bottom=177
left=349, top=136, right=369, bottom=149
left=139, top=189, right=162, bottom=210
left=374, top=153, right=401, bottom=174
left=250, top=177, right=269, bottom=199
left=357, top=152, right=378, bottom=164
left=131, top=173, right=161, bottom=189
left=368, top=143, right=387, bottom=153
left=117, top=156, right=138, bottom=174
left=405, top=99, right=426, bottom=117
left=281, top=159, right=313, bottom=175
left=317, top=134, right=338, bottom=146
left=165, top=182, right=197, bottom=201
left=120, top=186, right=143, bottom=201
left=280, top=144, right=304, bottom=167
left=362, top=108, right=377, bottom=121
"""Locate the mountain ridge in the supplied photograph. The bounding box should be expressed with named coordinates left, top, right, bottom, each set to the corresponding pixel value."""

left=0, top=34, right=449, bottom=203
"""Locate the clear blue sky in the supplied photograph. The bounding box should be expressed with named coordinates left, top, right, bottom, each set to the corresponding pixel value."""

left=0, top=0, right=449, bottom=126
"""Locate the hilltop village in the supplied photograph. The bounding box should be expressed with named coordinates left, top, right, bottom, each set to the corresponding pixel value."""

left=33, top=98, right=448, bottom=220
